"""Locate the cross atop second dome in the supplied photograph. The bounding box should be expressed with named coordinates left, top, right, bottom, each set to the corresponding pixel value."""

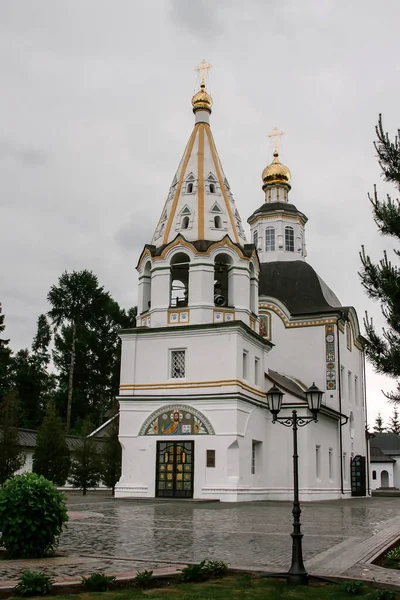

left=262, top=127, right=291, bottom=191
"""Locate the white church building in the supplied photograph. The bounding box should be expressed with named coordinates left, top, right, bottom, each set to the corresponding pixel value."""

left=115, top=68, right=368, bottom=502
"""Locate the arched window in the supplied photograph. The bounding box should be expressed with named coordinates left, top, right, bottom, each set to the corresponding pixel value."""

left=209, top=183, right=215, bottom=193
left=285, top=226, right=294, bottom=252
left=372, top=470, right=377, bottom=480
left=170, top=253, right=190, bottom=308
left=182, top=216, right=189, bottom=230
left=187, top=183, right=193, bottom=193
left=141, top=261, right=152, bottom=313
left=265, top=227, right=275, bottom=252
left=214, top=215, right=222, bottom=229
left=214, top=253, right=233, bottom=307
left=253, top=230, right=258, bottom=248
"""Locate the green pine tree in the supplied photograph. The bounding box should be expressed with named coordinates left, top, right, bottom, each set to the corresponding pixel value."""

left=68, top=420, right=101, bottom=495
left=32, top=401, right=70, bottom=485
left=10, top=315, right=56, bottom=429
left=388, top=407, right=400, bottom=434
left=0, top=302, right=12, bottom=402
left=0, top=392, right=25, bottom=484
left=359, top=115, right=400, bottom=402
left=373, top=412, right=386, bottom=433
left=100, top=417, right=121, bottom=495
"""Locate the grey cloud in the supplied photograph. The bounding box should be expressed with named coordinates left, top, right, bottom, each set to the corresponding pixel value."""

left=168, top=0, right=225, bottom=39
left=0, top=141, right=46, bottom=166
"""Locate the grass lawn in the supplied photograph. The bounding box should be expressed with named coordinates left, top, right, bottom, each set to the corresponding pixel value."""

left=17, top=575, right=395, bottom=600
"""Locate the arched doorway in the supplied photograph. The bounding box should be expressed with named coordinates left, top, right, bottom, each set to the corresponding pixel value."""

left=381, top=470, right=389, bottom=488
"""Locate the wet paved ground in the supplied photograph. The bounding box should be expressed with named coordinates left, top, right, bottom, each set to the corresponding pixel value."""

left=61, top=497, right=400, bottom=568
left=1, top=495, right=400, bottom=585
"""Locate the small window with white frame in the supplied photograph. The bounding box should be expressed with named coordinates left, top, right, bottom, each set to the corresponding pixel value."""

left=255, top=357, right=260, bottom=386
left=251, top=440, right=262, bottom=474
left=285, top=226, right=294, bottom=252
left=265, top=227, right=275, bottom=252
left=243, top=350, right=248, bottom=380
left=348, top=371, right=352, bottom=403
left=170, top=349, right=186, bottom=379
left=316, top=445, right=321, bottom=480
left=329, top=448, right=333, bottom=480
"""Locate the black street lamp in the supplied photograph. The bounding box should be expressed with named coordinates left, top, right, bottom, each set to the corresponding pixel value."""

left=266, top=382, right=324, bottom=586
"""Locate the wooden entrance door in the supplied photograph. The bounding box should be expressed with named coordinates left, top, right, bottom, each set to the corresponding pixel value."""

left=156, top=441, right=194, bottom=498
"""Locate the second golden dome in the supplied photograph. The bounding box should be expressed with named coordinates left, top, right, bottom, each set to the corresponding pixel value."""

left=262, top=152, right=291, bottom=187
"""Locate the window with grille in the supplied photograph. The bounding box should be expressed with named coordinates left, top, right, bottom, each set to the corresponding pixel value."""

left=253, top=230, right=258, bottom=247
left=171, top=350, right=186, bottom=378
left=285, top=226, right=294, bottom=252
left=265, top=227, right=275, bottom=251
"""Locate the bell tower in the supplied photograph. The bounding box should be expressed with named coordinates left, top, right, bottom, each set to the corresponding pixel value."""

left=136, top=62, right=259, bottom=330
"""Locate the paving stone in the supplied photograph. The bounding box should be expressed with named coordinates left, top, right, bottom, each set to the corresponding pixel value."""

left=1, top=496, right=400, bottom=586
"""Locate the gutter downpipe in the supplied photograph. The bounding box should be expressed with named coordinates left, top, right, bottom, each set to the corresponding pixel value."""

left=337, top=317, right=344, bottom=494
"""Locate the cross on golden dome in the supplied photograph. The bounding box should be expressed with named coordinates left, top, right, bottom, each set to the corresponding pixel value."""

left=195, top=59, right=212, bottom=87
left=268, top=127, right=285, bottom=155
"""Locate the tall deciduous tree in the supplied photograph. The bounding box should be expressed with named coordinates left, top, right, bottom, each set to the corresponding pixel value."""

left=100, top=417, right=121, bottom=495
left=0, top=393, right=25, bottom=484
left=52, top=298, right=136, bottom=431
left=47, top=271, right=108, bottom=433
left=68, top=420, right=101, bottom=495
left=373, top=412, right=386, bottom=433
left=32, top=402, right=70, bottom=485
left=359, top=115, right=400, bottom=402
left=388, top=407, right=400, bottom=434
left=0, top=302, right=12, bottom=402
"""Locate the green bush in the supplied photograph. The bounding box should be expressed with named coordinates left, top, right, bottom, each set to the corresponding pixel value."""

left=81, top=573, right=116, bottom=592
left=386, top=546, right=400, bottom=563
left=15, top=570, right=54, bottom=597
left=0, top=472, right=68, bottom=558
left=179, top=561, right=207, bottom=583
left=204, top=559, right=230, bottom=577
left=134, top=570, right=153, bottom=587
left=375, top=591, right=396, bottom=600
left=343, top=580, right=365, bottom=595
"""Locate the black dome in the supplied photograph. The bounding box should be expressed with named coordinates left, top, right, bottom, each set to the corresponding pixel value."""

left=259, top=261, right=344, bottom=316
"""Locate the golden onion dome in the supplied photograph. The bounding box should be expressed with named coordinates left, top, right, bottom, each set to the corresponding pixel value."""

left=262, top=152, right=291, bottom=188
left=191, top=84, right=213, bottom=113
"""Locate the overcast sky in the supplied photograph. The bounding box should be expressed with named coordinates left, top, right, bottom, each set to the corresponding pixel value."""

left=1, top=0, right=399, bottom=427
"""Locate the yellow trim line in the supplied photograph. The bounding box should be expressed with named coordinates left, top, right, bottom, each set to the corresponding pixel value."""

left=197, top=123, right=205, bottom=239
left=119, top=378, right=266, bottom=399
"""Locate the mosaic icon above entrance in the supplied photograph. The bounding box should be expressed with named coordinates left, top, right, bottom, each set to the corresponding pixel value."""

left=139, top=404, right=215, bottom=436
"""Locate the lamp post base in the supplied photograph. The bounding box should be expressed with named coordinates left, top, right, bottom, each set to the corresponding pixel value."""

left=287, top=572, right=309, bottom=586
